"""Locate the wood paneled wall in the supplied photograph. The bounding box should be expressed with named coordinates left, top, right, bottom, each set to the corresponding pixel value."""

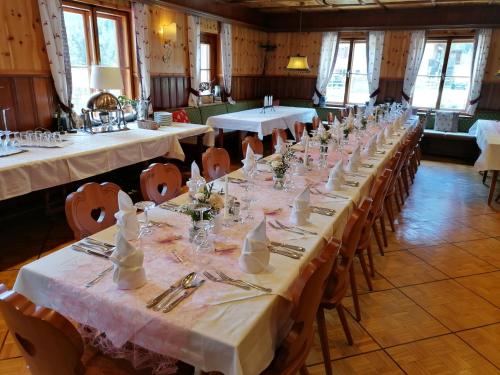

left=232, top=24, right=267, bottom=76
left=232, top=75, right=316, bottom=100
left=150, top=75, right=190, bottom=109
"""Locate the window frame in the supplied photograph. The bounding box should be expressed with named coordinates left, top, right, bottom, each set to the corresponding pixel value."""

left=326, top=38, right=368, bottom=107
left=62, top=1, right=134, bottom=105
left=412, top=36, right=474, bottom=112
left=199, top=32, right=218, bottom=92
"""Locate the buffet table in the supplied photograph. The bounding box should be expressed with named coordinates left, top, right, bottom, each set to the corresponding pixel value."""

left=14, top=116, right=417, bottom=375
left=0, top=123, right=212, bottom=201
left=469, top=119, right=500, bottom=205
left=206, top=106, right=318, bottom=140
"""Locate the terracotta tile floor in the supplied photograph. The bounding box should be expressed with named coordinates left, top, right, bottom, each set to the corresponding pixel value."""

left=1, top=160, right=500, bottom=374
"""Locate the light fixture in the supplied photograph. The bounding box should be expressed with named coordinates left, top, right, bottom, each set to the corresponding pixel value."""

left=161, top=22, right=177, bottom=63
left=496, top=69, right=500, bottom=77
left=286, top=11, right=310, bottom=72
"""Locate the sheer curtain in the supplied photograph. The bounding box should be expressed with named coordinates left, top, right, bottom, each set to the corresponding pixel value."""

left=466, top=29, right=492, bottom=115
left=312, top=32, right=340, bottom=106
left=366, top=31, right=385, bottom=106
left=187, top=15, right=201, bottom=107
left=132, top=2, right=150, bottom=100
left=402, top=30, right=426, bottom=104
left=220, top=23, right=235, bottom=104
left=38, top=0, right=74, bottom=121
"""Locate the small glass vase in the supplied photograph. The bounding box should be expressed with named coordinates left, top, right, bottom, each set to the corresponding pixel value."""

left=273, top=174, right=285, bottom=190
left=319, top=144, right=329, bottom=168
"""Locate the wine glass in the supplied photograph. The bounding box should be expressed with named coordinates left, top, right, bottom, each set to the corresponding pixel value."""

left=134, top=201, right=156, bottom=235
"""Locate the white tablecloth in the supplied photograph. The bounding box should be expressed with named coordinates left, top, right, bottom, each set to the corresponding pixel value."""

left=206, top=106, right=318, bottom=140
left=14, top=116, right=418, bottom=375
left=469, top=120, right=500, bottom=171
left=0, top=123, right=212, bottom=201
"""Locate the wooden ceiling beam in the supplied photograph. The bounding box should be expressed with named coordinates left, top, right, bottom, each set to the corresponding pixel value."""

left=264, top=4, right=500, bottom=30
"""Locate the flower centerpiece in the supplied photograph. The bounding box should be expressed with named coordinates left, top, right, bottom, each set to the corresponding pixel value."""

left=183, top=184, right=224, bottom=222
left=268, top=152, right=290, bottom=190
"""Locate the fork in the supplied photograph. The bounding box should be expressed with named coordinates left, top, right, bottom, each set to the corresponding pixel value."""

left=274, top=220, right=318, bottom=235
left=203, top=271, right=251, bottom=290
left=311, top=188, right=349, bottom=200
left=268, top=221, right=305, bottom=235
left=215, top=271, right=272, bottom=293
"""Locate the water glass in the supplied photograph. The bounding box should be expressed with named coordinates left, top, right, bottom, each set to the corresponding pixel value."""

left=134, top=201, right=156, bottom=235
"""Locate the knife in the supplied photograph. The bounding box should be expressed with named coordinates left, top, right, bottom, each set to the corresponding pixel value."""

left=162, top=280, right=205, bottom=313
left=71, top=245, right=110, bottom=259
left=270, top=241, right=305, bottom=252
left=146, top=272, right=195, bottom=308
left=269, top=247, right=302, bottom=259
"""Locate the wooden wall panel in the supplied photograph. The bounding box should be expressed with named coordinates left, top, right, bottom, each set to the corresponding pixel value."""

left=0, top=77, right=18, bottom=130
left=0, top=0, right=50, bottom=74
left=201, top=17, right=218, bottom=34
left=150, top=75, right=190, bottom=109
left=484, top=29, right=500, bottom=82
left=232, top=75, right=316, bottom=100
left=149, top=5, right=189, bottom=75
left=232, top=24, right=268, bottom=76
left=380, top=31, right=410, bottom=80
left=478, top=82, right=500, bottom=111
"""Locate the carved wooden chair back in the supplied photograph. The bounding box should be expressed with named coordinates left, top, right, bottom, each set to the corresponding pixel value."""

left=65, top=182, right=121, bottom=240
left=0, top=284, right=86, bottom=375
left=311, top=116, right=321, bottom=130
left=202, top=147, right=230, bottom=181
left=327, top=112, right=334, bottom=124
left=271, top=128, right=287, bottom=150
left=242, top=135, right=264, bottom=157
left=263, top=240, right=336, bottom=375
left=140, top=163, right=182, bottom=205
left=294, top=122, right=306, bottom=143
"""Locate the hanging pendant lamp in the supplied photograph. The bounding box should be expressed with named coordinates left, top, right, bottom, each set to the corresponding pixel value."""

left=286, top=11, right=310, bottom=72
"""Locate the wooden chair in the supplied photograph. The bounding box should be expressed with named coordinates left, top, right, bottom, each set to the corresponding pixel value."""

left=271, top=128, right=287, bottom=151
left=242, top=135, right=264, bottom=157
left=272, top=99, right=280, bottom=107
left=356, top=170, right=392, bottom=292
left=65, top=182, right=121, bottom=240
left=311, top=116, right=320, bottom=130
left=327, top=112, right=334, bottom=125
left=262, top=235, right=336, bottom=375
left=316, top=198, right=372, bottom=375
left=294, top=121, right=306, bottom=143
left=201, top=147, right=230, bottom=181
left=140, top=163, right=182, bottom=205
left=384, top=151, right=403, bottom=231
left=0, top=284, right=151, bottom=375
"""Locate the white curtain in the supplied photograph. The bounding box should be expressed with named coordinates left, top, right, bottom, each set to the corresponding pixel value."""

left=132, top=2, right=150, bottom=100
left=38, top=0, right=72, bottom=112
left=312, top=32, right=340, bottom=106
left=402, top=30, right=426, bottom=104
left=187, top=15, right=201, bottom=107
left=466, top=29, right=492, bottom=115
left=220, top=23, right=234, bottom=104
left=366, top=31, right=385, bottom=106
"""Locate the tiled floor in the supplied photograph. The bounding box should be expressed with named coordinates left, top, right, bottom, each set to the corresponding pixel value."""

left=1, top=160, right=499, bottom=374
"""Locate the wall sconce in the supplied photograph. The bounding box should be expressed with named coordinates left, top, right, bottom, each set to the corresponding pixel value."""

left=161, top=22, right=177, bottom=64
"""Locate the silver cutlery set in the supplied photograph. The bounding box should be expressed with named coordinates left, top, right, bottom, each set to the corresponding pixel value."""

left=203, top=271, right=272, bottom=293
left=310, top=188, right=350, bottom=201
left=72, top=238, right=115, bottom=259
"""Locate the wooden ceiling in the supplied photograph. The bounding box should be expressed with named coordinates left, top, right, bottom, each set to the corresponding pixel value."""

left=217, top=0, right=497, bottom=13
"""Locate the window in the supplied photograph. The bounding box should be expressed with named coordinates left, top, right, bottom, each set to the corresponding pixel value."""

left=412, top=39, right=474, bottom=111
left=63, top=3, right=132, bottom=112
left=326, top=40, right=370, bottom=105
left=199, top=33, right=217, bottom=95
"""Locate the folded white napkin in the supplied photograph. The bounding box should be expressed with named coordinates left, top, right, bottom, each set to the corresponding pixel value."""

left=377, top=130, right=386, bottom=148
left=333, top=116, right=340, bottom=128
left=317, top=122, right=326, bottom=135
left=325, top=160, right=344, bottom=191
left=275, top=134, right=285, bottom=154
left=347, top=145, right=361, bottom=172
left=385, top=124, right=393, bottom=138
left=239, top=218, right=270, bottom=274
left=290, top=188, right=310, bottom=226
left=364, top=134, right=378, bottom=157
left=191, top=161, right=201, bottom=181
left=242, top=144, right=256, bottom=175
left=111, top=191, right=146, bottom=290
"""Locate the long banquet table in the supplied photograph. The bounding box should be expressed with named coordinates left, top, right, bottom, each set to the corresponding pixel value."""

left=206, top=106, right=318, bottom=140
left=14, top=116, right=418, bottom=375
left=469, top=119, right=500, bottom=205
left=0, top=122, right=213, bottom=201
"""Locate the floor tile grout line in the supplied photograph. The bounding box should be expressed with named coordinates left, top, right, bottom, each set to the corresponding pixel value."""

left=450, top=241, right=500, bottom=270
left=452, top=275, right=500, bottom=310
left=454, top=330, right=500, bottom=371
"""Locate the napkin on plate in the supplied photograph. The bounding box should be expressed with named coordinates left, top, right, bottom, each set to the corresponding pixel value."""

left=347, top=145, right=361, bottom=172
left=110, top=191, right=146, bottom=290
left=290, top=188, right=310, bottom=226
left=317, top=122, right=327, bottom=135
left=275, top=134, right=285, bottom=154
left=325, top=160, right=344, bottom=191
left=239, top=217, right=270, bottom=274
left=333, top=116, right=341, bottom=128
left=187, top=161, right=206, bottom=197
left=384, top=124, right=393, bottom=138
left=242, top=144, right=256, bottom=175
left=191, top=161, right=201, bottom=181
left=377, top=130, right=386, bottom=148
left=363, top=134, right=377, bottom=158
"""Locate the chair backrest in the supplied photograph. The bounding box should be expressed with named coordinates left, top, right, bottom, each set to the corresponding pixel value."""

left=0, top=284, right=85, bottom=375
left=140, top=163, right=182, bottom=205
left=202, top=147, right=230, bottom=181
left=271, top=128, right=287, bottom=149
left=327, top=112, right=334, bottom=124
left=294, top=122, right=306, bottom=143
left=65, top=182, right=121, bottom=240
left=272, top=99, right=280, bottom=107
left=242, top=135, right=264, bottom=157
left=312, top=116, right=320, bottom=130
left=324, top=198, right=372, bottom=304
left=265, top=240, right=336, bottom=375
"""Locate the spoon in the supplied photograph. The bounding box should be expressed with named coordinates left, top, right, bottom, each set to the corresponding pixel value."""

left=147, top=272, right=196, bottom=309
left=153, top=273, right=199, bottom=311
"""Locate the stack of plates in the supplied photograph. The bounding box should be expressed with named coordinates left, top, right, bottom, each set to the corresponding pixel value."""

left=153, top=112, right=172, bottom=126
